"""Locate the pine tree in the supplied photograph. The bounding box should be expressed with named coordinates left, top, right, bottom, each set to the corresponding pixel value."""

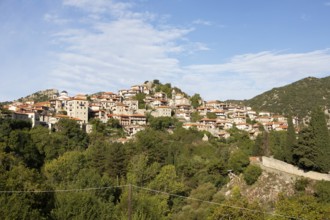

left=285, top=115, right=296, bottom=163
left=309, top=107, right=330, bottom=172
left=293, top=107, right=330, bottom=172
left=293, top=126, right=318, bottom=170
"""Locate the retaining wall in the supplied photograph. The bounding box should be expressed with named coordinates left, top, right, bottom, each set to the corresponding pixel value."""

left=261, top=156, right=330, bottom=181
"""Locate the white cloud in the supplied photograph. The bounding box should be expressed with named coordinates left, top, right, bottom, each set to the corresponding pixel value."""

left=183, top=50, right=330, bottom=100
left=63, top=0, right=133, bottom=14
left=47, top=0, right=330, bottom=101
left=193, top=19, right=212, bottom=26
left=48, top=7, right=192, bottom=94
left=325, top=2, right=330, bottom=6
left=44, top=13, right=70, bottom=25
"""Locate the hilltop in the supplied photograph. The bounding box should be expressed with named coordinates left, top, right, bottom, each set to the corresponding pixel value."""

left=16, top=89, right=59, bottom=103
left=243, top=76, right=330, bottom=118
left=1, top=79, right=330, bottom=219
left=4, top=76, right=330, bottom=120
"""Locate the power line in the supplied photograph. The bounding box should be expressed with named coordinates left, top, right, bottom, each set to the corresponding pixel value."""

left=132, top=185, right=305, bottom=220
left=0, top=184, right=305, bottom=220
left=0, top=185, right=129, bottom=193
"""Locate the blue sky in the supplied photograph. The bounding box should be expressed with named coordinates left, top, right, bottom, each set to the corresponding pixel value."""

left=1, top=0, right=330, bottom=101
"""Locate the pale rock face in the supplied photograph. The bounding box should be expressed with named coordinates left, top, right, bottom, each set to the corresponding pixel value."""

left=202, top=133, right=209, bottom=142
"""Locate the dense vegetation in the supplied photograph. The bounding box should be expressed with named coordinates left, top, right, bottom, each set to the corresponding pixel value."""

left=1, top=112, right=330, bottom=219
left=254, top=107, right=330, bottom=173
left=244, top=76, right=330, bottom=118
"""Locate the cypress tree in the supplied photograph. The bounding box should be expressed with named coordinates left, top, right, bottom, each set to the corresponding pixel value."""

left=309, top=107, right=330, bottom=172
left=285, top=115, right=296, bottom=163
left=293, top=107, right=330, bottom=172
left=293, top=126, right=318, bottom=171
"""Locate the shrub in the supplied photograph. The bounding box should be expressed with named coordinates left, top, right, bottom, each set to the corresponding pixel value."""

left=314, top=180, right=330, bottom=203
left=243, top=165, right=262, bottom=185
left=294, top=178, right=309, bottom=192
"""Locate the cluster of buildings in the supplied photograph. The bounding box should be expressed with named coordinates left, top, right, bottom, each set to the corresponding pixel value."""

left=1, top=82, right=292, bottom=139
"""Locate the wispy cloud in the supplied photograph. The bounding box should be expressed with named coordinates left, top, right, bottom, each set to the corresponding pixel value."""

left=193, top=19, right=212, bottom=26
left=63, top=0, right=133, bottom=15
left=46, top=0, right=330, bottom=100
left=44, top=13, right=70, bottom=25
left=300, top=13, right=311, bottom=21
left=183, top=50, right=330, bottom=100
left=325, top=2, right=330, bottom=6
left=48, top=1, right=193, bottom=95
left=192, top=19, right=226, bottom=28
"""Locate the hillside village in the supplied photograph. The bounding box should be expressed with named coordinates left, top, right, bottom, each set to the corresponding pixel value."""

left=1, top=81, right=295, bottom=139
left=1, top=81, right=330, bottom=220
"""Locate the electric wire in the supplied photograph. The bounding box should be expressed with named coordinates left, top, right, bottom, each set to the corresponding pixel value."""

left=0, top=183, right=305, bottom=220
left=0, top=184, right=129, bottom=193
left=132, top=184, right=305, bottom=220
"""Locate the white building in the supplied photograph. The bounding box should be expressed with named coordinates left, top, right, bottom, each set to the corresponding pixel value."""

left=67, top=95, right=89, bottom=123
left=151, top=106, right=172, bottom=117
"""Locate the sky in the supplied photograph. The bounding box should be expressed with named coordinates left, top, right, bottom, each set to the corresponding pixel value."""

left=1, top=0, right=330, bottom=102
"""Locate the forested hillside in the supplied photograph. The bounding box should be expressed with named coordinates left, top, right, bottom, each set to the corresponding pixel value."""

left=1, top=114, right=330, bottom=219
left=244, top=76, right=330, bottom=118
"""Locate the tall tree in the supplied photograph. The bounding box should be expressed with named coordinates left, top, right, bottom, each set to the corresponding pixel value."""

left=269, top=131, right=287, bottom=160
left=190, top=93, right=202, bottom=109
left=293, top=107, right=330, bottom=172
left=293, top=127, right=318, bottom=170
left=309, top=107, right=330, bottom=172
left=285, top=115, right=296, bottom=163
left=56, top=118, right=89, bottom=151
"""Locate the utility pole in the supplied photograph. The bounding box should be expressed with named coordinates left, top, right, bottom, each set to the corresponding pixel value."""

left=128, top=184, right=132, bottom=220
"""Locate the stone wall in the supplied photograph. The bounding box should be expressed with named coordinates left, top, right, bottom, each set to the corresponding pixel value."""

left=261, top=156, right=330, bottom=181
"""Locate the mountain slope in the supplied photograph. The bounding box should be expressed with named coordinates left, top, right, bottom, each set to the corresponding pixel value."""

left=244, top=76, right=330, bottom=117
left=17, top=89, right=59, bottom=103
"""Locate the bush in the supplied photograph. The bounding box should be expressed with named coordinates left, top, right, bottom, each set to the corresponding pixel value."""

left=228, top=150, right=250, bottom=174
left=243, top=165, right=262, bottom=185
left=294, top=178, right=309, bottom=192
left=314, top=180, right=330, bottom=203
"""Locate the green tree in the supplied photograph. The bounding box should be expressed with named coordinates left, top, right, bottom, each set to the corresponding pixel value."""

left=293, top=107, right=330, bottom=172
left=126, top=154, right=160, bottom=186
left=43, top=151, right=87, bottom=185
left=149, top=165, right=185, bottom=194
left=86, top=141, right=128, bottom=178
left=209, top=192, right=265, bottom=220
left=7, top=129, right=44, bottom=169
left=149, top=116, right=178, bottom=130
left=52, top=191, right=116, bottom=220
left=86, top=140, right=109, bottom=175
left=252, top=133, right=265, bottom=156
left=294, top=177, right=310, bottom=192
left=309, top=107, right=330, bottom=172
left=0, top=164, right=54, bottom=219
left=285, top=115, right=296, bottom=163
left=272, top=194, right=329, bottom=220
left=269, top=131, right=287, bottom=161
left=105, top=142, right=128, bottom=179
left=89, top=118, right=107, bottom=135
left=314, top=180, right=330, bottom=203
left=116, top=188, right=169, bottom=220
left=135, top=128, right=170, bottom=164
left=190, top=111, right=202, bottom=122
left=155, top=83, right=173, bottom=98
left=243, top=164, right=262, bottom=185
left=133, top=93, right=146, bottom=109
left=56, top=118, right=89, bottom=151
left=51, top=169, right=117, bottom=219
left=206, top=112, right=217, bottom=119
left=190, top=93, right=202, bottom=109
left=293, top=126, right=318, bottom=170
left=228, top=150, right=250, bottom=174
left=174, top=182, right=216, bottom=219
